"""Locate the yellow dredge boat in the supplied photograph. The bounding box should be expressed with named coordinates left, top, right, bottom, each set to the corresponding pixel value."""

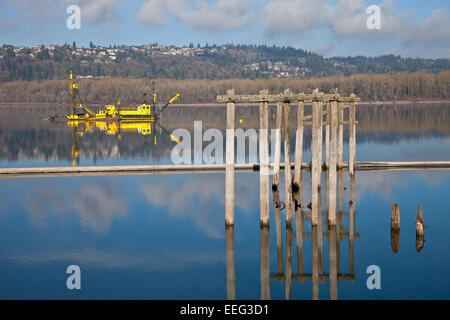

left=66, top=71, right=179, bottom=122
left=61, top=72, right=181, bottom=166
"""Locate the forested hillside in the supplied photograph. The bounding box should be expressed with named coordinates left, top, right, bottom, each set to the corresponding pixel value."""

left=1, top=43, right=448, bottom=82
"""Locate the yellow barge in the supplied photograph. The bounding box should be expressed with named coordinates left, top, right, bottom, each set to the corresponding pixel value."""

left=67, top=72, right=179, bottom=122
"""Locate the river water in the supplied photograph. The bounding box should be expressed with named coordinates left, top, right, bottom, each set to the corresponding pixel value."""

left=0, top=103, right=449, bottom=299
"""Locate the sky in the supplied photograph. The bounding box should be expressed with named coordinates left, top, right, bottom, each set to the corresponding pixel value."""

left=0, top=0, right=449, bottom=58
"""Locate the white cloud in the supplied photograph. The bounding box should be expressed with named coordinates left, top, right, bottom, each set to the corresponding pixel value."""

left=328, top=0, right=404, bottom=37
left=261, top=0, right=450, bottom=56
left=262, top=0, right=328, bottom=34
left=5, top=0, right=121, bottom=25
left=64, top=0, right=121, bottom=23
left=23, top=182, right=128, bottom=233
left=141, top=174, right=258, bottom=238
left=137, top=0, right=167, bottom=26
left=138, top=0, right=254, bottom=30
left=405, top=9, right=450, bottom=46
left=262, top=0, right=404, bottom=37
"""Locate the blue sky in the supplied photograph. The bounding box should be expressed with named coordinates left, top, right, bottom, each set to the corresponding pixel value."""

left=0, top=0, right=449, bottom=58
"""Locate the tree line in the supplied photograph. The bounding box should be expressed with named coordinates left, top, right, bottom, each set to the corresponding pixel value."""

left=0, top=71, right=448, bottom=105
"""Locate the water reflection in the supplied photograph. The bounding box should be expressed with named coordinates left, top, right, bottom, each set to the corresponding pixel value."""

left=225, top=169, right=358, bottom=300
left=0, top=101, right=449, bottom=298
left=0, top=169, right=449, bottom=299
left=1, top=103, right=449, bottom=165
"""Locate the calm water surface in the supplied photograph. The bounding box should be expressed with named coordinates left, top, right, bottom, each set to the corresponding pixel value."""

left=0, top=103, right=449, bottom=299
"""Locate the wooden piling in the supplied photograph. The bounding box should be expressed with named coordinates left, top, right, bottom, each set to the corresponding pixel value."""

left=225, top=89, right=235, bottom=225
left=4, top=161, right=450, bottom=179
left=349, top=98, right=356, bottom=176
left=259, top=90, right=270, bottom=226
left=293, top=101, right=304, bottom=196
left=338, top=102, right=344, bottom=168
left=260, top=225, right=270, bottom=300
left=226, top=225, right=236, bottom=300
left=416, top=207, right=425, bottom=252
left=325, top=102, right=330, bottom=168
left=416, top=205, right=425, bottom=236
left=311, top=91, right=323, bottom=225
left=327, top=100, right=338, bottom=225
left=284, top=95, right=293, bottom=226
left=391, top=202, right=400, bottom=230
left=319, top=101, right=323, bottom=170
left=272, top=101, right=283, bottom=190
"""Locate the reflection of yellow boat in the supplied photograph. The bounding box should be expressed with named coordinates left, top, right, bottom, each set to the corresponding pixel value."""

left=68, top=120, right=153, bottom=136
left=66, top=72, right=179, bottom=121
left=68, top=119, right=180, bottom=167
left=68, top=120, right=180, bottom=144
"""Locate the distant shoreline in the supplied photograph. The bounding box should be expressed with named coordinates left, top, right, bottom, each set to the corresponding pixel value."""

left=0, top=99, right=449, bottom=108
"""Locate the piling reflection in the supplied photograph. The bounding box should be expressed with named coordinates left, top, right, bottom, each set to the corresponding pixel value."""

left=311, top=224, right=320, bottom=300
left=328, top=225, right=338, bottom=300
left=391, top=229, right=400, bottom=253
left=416, top=235, right=425, bottom=253
left=273, top=189, right=283, bottom=276
left=285, top=225, right=293, bottom=300
left=238, top=171, right=357, bottom=300
left=225, top=225, right=235, bottom=300
left=223, top=93, right=360, bottom=299
left=260, top=225, right=270, bottom=300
